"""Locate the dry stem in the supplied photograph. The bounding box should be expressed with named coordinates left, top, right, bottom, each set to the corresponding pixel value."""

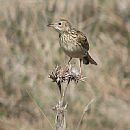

left=49, top=64, right=95, bottom=130
left=76, top=98, right=95, bottom=130
left=25, top=88, right=54, bottom=130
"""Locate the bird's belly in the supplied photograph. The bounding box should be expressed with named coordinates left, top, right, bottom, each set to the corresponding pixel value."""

left=61, top=42, right=83, bottom=58
left=60, top=33, right=84, bottom=58
left=64, top=49, right=83, bottom=58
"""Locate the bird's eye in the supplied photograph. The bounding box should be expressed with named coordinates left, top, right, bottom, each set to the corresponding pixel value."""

left=58, top=22, right=61, bottom=25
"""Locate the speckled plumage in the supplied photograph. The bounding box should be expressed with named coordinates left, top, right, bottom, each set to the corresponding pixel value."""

left=48, top=19, right=97, bottom=68
left=59, top=28, right=89, bottom=59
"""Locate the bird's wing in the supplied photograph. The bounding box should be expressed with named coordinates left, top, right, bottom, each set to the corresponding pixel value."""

left=77, top=30, right=89, bottom=51
left=71, top=28, right=89, bottom=51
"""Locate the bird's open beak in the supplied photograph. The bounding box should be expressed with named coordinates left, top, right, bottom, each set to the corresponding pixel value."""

left=47, top=23, right=54, bottom=27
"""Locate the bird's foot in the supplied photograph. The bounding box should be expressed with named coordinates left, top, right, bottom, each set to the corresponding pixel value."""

left=78, top=72, right=82, bottom=79
left=78, top=74, right=87, bottom=82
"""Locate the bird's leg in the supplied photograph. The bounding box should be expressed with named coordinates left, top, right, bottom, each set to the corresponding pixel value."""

left=68, top=57, right=72, bottom=64
left=79, top=59, right=82, bottom=78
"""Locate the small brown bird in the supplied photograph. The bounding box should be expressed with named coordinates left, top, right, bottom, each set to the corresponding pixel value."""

left=48, top=19, right=97, bottom=75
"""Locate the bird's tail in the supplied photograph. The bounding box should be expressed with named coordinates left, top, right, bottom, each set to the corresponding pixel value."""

left=83, top=52, right=97, bottom=65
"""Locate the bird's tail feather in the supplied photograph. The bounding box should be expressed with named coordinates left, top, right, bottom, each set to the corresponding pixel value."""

left=83, top=53, right=97, bottom=65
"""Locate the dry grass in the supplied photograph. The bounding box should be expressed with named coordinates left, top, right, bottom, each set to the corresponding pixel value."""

left=0, top=0, right=130, bottom=130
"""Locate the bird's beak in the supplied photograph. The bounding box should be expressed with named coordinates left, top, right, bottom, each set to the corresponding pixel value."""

left=47, top=23, right=54, bottom=27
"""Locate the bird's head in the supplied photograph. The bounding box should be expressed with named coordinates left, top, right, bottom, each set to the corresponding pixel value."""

left=47, top=19, right=71, bottom=33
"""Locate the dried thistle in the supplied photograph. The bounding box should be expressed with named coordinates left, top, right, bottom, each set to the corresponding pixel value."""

left=49, top=64, right=80, bottom=94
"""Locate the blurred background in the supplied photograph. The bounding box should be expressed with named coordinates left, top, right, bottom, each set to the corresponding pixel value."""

left=0, top=0, right=130, bottom=130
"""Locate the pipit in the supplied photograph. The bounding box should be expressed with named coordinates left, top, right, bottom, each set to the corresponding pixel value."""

left=48, top=19, right=97, bottom=75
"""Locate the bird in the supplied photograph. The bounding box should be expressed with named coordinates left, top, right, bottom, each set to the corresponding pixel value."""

left=47, top=19, right=97, bottom=76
